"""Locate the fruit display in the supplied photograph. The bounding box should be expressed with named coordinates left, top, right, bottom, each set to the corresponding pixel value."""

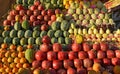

left=0, top=0, right=120, bottom=74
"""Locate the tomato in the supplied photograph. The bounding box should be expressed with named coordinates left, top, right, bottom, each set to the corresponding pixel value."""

left=37, top=15, right=43, bottom=21
left=51, top=15, right=56, bottom=21
left=30, top=5, right=37, bottom=11
left=30, top=15, right=37, bottom=22
left=93, top=42, right=100, bottom=50
left=41, top=24, right=48, bottom=31
left=74, top=59, right=82, bottom=69
left=44, top=15, right=50, bottom=21
left=93, top=59, right=102, bottom=64
left=100, top=42, right=108, bottom=51
left=57, top=69, right=67, bottom=74
left=67, top=68, right=76, bottom=74
left=33, top=10, right=40, bottom=16
left=16, top=4, right=24, bottom=11
left=87, top=50, right=97, bottom=59
left=115, top=50, right=120, bottom=58
left=77, top=68, right=87, bottom=74
left=35, top=50, right=46, bottom=61
left=78, top=51, right=88, bottom=59
left=7, top=15, right=15, bottom=21
left=42, top=35, right=51, bottom=44
left=38, top=4, right=44, bottom=11
left=47, top=51, right=57, bottom=61
left=53, top=60, right=62, bottom=69
left=40, top=43, right=51, bottom=52
left=41, top=10, right=47, bottom=16
left=68, top=51, right=77, bottom=60
left=19, top=10, right=26, bottom=16
left=32, top=60, right=41, bottom=69
left=53, top=43, right=62, bottom=52
left=47, top=9, right=54, bottom=16
left=27, top=10, right=33, bottom=16
left=103, top=58, right=111, bottom=65
left=83, top=58, right=93, bottom=68
left=42, top=60, right=52, bottom=69
left=72, top=43, right=82, bottom=52
left=55, top=9, right=61, bottom=14
left=97, top=50, right=106, bottom=59
left=83, top=42, right=91, bottom=51
left=106, top=50, right=115, bottom=58
left=63, top=59, right=74, bottom=69
left=49, top=68, right=57, bottom=74
left=111, top=58, right=120, bottom=65
left=58, top=51, right=68, bottom=60
left=34, top=1, right=40, bottom=6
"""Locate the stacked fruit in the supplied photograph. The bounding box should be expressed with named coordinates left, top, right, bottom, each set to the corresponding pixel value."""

left=0, top=0, right=120, bottom=74
left=67, top=1, right=115, bottom=28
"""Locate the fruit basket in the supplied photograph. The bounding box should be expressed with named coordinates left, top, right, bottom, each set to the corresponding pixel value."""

left=0, top=0, right=120, bottom=74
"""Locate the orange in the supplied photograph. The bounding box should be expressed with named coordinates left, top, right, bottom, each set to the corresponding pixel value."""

left=17, top=46, right=23, bottom=52
left=23, top=63, right=30, bottom=68
left=5, top=51, right=11, bottom=57
left=11, top=52, right=17, bottom=58
left=9, top=44, right=16, bottom=50
left=20, top=58, right=27, bottom=63
left=0, top=68, right=5, bottom=72
left=14, top=57, right=20, bottom=63
left=2, top=57, right=8, bottom=63
left=1, top=43, right=7, bottom=49
left=27, top=44, right=33, bottom=49
left=12, top=67, right=18, bottom=73
left=10, top=63, right=16, bottom=68
left=93, top=63, right=102, bottom=72
left=5, top=67, right=12, bottom=73
left=16, top=63, right=23, bottom=68
left=8, top=57, right=14, bottom=63
left=18, top=52, right=25, bottom=58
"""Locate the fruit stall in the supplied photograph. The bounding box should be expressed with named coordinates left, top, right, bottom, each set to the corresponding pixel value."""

left=0, top=0, right=120, bottom=74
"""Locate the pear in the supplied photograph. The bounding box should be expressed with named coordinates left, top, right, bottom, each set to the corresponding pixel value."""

left=56, top=17, right=63, bottom=22
left=88, top=8, right=93, bottom=14
left=71, top=23, right=75, bottom=29
left=99, top=28, right=104, bottom=34
left=102, top=33, right=108, bottom=38
left=68, top=8, right=75, bottom=14
left=74, top=28, right=78, bottom=35
left=91, top=14, right=97, bottom=20
left=79, top=14, right=84, bottom=20
left=70, top=2, right=76, bottom=9
left=65, top=14, right=72, bottom=20
left=96, top=34, right=102, bottom=39
left=90, top=19, right=95, bottom=25
left=82, top=28, right=87, bottom=34
left=68, top=28, right=74, bottom=34
left=83, top=1, right=90, bottom=9
left=96, top=1, right=103, bottom=9
left=83, top=9, right=88, bottom=15
left=103, top=19, right=109, bottom=24
left=85, top=14, right=91, bottom=20
left=76, top=20, right=81, bottom=25
left=117, top=38, right=120, bottom=42
left=76, top=8, right=82, bottom=14
left=70, top=19, right=76, bottom=25
left=98, top=13, right=104, bottom=19
left=78, top=28, right=82, bottom=34
left=88, top=28, right=93, bottom=34
left=116, top=29, right=120, bottom=34
left=93, top=28, right=98, bottom=34
left=72, top=14, right=79, bottom=20
left=96, top=19, right=103, bottom=25
left=109, top=19, right=115, bottom=24
left=106, top=29, right=111, bottom=34
left=94, top=8, right=100, bottom=14
left=104, top=13, right=110, bottom=19
left=82, top=20, right=88, bottom=25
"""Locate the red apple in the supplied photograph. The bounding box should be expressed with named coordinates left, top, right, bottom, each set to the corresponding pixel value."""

left=57, top=69, right=67, bottom=74
left=30, top=15, right=37, bottom=22
left=72, top=43, right=82, bottom=52
left=93, top=42, right=100, bottom=50
left=41, top=24, right=48, bottom=31
left=30, top=5, right=37, bottom=11
left=58, top=51, right=68, bottom=60
left=103, top=58, right=111, bottom=65
left=19, top=10, right=26, bottom=16
left=97, top=50, right=106, bottom=59
left=33, top=10, right=40, bottom=16
left=53, top=60, right=62, bottom=69
left=51, top=15, right=56, bottom=21
left=93, top=59, right=102, bottom=64
left=68, top=51, right=77, bottom=60
left=34, top=1, right=40, bottom=6
left=33, top=20, right=40, bottom=26
left=47, top=51, right=57, bottom=61
left=49, top=68, right=57, bottom=74
left=16, top=4, right=24, bottom=11
left=63, top=59, right=74, bottom=69
left=115, top=50, right=120, bottom=58
left=42, top=35, right=51, bottom=44
left=32, top=60, right=41, bottom=69
left=53, top=43, right=62, bottom=52
left=78, top=51, right=88, bottom=59
left=47, top=9, right=54, bottom=16
left=42, top=60, right=52, bottom=69
left=48, top=20, right=53, bottom=25
left=77, top=68, right=87, bottom=74
left=37, top=15, right=43, bottom=20
left=74, top=59, right=83, bottom=68
left=38, top=4, right=44, bottom=11
left=35, top=50, right=46, bottom=61
left=9, top=10, right=18, bottom=15
left=22, top=15, right=29, bottom=20
left=41, top=10, right=47, bottom=16
left=3, top=20, right=11, bottom=25
left=88, top=50, right=97, bottom=59
left=111, top=58, right=120, bottom=65
left=100, top=42, right=108, bottom=51
left=44, top=15, right=50, bottom=21
left=7, top=15, right=15, bottom=21
left=40, top=43, right=51, bottom=52
left=83, top=58, right=93, bottom=68
left=106, top=50, right=115, bottom=58
left=27, top=10, right=33, bottom=16
left=67, top=68, right=76, bottom=74
left=55, top=9, right=61, bottom=14
left=83, top=42, right=91, bottom=51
